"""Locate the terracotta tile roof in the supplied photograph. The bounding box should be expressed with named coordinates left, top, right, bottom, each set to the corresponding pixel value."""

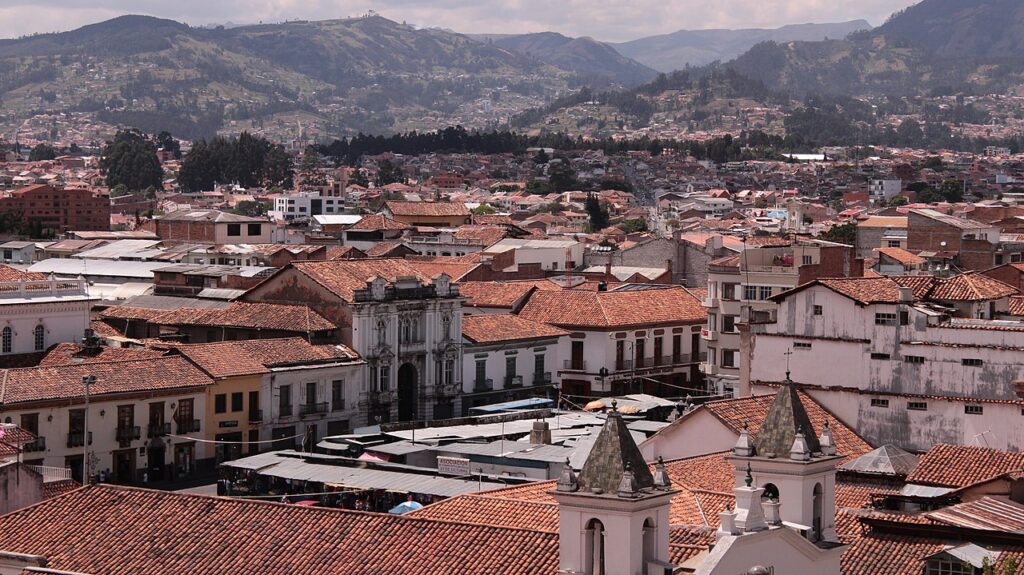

left=518, top=286, right=706, bottom=329
left=452, top=225, right=508, bottom=248
left=462, top=314, right=568, bottom=344
left=812, top=277, right=907, bottom=305
left=38, top=343, right=167, bottom=367
left=346, top=214, right=410, bottom=231
left=928, top=271, right=1018, bottom=301
left=877, top=247, right=925, bottom=265
left=0, top=265, right=46, bottom=282
left=1010, top=295, right=1024, bottom=316
left=287, top=259, right=445, bottom=302
left=151, top=302, right=336, bottom=332
left=459, top=282, right=535, bottom=309
left=889, top=275, right=938, bottom=299
left=164, top=338, right=360, bottom=378
left=404, top=257, right=479, bottom=282
left=99, top=306, right=174, bottom=321
left=471, top=214, right=515, bottom=226
left=412, top=495, right=559, bottom=531
left=42, top=479, right=81, bottom=499
left=89, top=320, right=123, bottom=338
left=325, top=245, right=366, bottom=260
left=0, top=424, right=37, bottom=454
left=385, top=201, right=471, bottom=217
left=0, top=484, right=559, bottom=575
left=0, top=357, right=213, bottom=405
left=652, top=390, right=873, bottom=464
left=708, top=254, right=741, bottom=268
left=906, top=444, right=1024, bottom=488
left=363, top=241, right=414, bottom=257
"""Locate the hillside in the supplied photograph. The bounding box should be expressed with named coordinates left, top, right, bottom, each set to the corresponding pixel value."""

left=727, top=0, right=1024, bottom=96
left=0, top=15, right=593, bottom=139
left=481, top=32, right=657, bottom=87
left=613, top=20, right=870, bottom=73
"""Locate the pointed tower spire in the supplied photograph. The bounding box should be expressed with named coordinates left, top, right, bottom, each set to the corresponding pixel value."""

left=576, top=406, right=654, bottom=494
left=752, top=379, right=821, bottom=457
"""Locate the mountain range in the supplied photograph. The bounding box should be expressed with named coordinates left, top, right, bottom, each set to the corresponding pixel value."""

left=612, top=20, right=870, bottom=73
left=726, top=0, right=1024, bottom=96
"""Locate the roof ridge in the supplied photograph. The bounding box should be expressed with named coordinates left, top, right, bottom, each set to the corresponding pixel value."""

left=9, top=355, right=186, bottom=372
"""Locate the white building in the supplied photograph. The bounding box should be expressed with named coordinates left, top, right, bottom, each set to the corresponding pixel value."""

left=0, top=270, right=93, bottom=357
left=517, top=285, right=707, bottom=399
left=273, top=192, right=350, bottom=221
left=870, top=179, right=902, bottom=200
left=460, top=313, right=569, bottom=414
left=746, top=275, right=1024, bottom=451
left=1, top=357, right=211, bottom=484
left=480, top=238, right=583, bottom=273
left=702, top=239, right=861, bottom=396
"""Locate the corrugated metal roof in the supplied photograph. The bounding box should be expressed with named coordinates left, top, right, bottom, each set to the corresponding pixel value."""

left=29, top=259, right=169, bottom=279
left=223, top=452, right=508, bottom=497
left=927, top=496, right=1024, bottom=533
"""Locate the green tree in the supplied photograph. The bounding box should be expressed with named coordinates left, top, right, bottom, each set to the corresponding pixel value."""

left=263, top=144, right=294, bottom=189
left=376, top=159, right=406, bottom=186
left=230, top=200, right=270, bottom=217
left=110, top=184, right=130, bottom=198
left=300, top=145, right=323, bottom=174
left=619, top=219, right=648, bottom=233
left=820, top=222, right=856, bottom=245
left=99, top=129, right=163, bottom=192
left=532, top=149, right=550, bottom=164
left=585, top=193, right=610, bottom=231
left=1002, top=555, right=1018, bottom=575
left=156, top=131, right=181, bottom=160
left=472, top=204, right=497, bottom=215
left=548, top=157, right=577, bottom=192
left=940, top=180, right=965, bottom=203
left=922, top=156, right=944, bottom=171
left=29, top=143, right=57, bottom=161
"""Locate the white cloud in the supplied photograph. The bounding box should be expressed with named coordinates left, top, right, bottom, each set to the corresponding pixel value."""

left=0, top=0, right=920, bottom=42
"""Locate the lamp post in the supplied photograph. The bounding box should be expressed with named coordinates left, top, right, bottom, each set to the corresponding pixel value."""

left=82, top=374, right=96, bottom=483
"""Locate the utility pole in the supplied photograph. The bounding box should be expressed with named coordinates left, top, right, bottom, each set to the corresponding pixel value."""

left=82, top=374, right=96, bottom=483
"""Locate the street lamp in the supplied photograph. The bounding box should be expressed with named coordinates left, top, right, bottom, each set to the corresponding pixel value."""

left=82, top=374, right=96, bottom=483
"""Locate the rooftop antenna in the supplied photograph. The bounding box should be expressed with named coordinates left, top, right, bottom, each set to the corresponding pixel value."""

left=564, top=247, right=573, bottom=285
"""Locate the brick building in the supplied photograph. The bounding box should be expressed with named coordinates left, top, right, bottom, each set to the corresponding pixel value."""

left=907, top=208, right=999, bottom=270
left=0, top=184, right=109, bottom=232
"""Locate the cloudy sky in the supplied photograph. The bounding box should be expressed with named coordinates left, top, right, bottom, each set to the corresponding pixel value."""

left=0, top=1, right=920, bottom=42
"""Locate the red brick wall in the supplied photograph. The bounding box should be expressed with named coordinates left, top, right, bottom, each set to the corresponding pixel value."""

left=156, top=220, right=216, bottom=242
left=0, top=186, right=109, bottom=231
left=798, top=246, right=864, bottom=284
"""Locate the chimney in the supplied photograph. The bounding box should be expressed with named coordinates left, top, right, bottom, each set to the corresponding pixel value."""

left=597, top=281, right=608, bottom=292
left=665, top=258, right=673, bottom=283
left=530, top=420, right=552, bottom=445
left=898, top=286, right=914, bottom=303
left=605, top=260, right=612, bottom=281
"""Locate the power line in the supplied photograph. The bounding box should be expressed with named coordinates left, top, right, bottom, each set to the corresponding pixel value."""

left=163, top=432, right=305, bottom=445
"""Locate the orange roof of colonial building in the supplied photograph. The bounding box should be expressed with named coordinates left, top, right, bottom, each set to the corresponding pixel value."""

left=905, top=444, right=1024, bottom=488
left=458, top=281, right=536, bottom=309
left=517, top=286, right=706, bottom=329
left=274, top=259, right=447, bottom=302
left=877, top=247, right=925, bottom=265
left=0, top=357, right=213, bottom=405
left=163, top=338, right=360, bottom=379
left=0, top=485, right=560, bottom=575
left=384, top=201, right=471, bottom=217
left=462, top=314, right=568, bottom=344
left=38, top=343, right=167, bottom=367
left=151, top=302, right=336, bottom=332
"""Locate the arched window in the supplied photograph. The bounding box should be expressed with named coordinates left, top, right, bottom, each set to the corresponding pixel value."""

left=2, top=326, right=11, bottom=354
left=762, top=483, right=780, bottom=501
left=585, top=518, right=606, bottom=575
left=642, top=517, right=656, bottom=567
left=812, top=482, right=824, bottom=542
left=34, top=325, right=45, bottom=351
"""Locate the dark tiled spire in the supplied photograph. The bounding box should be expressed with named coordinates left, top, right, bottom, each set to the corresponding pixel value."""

left=577, top=404, right=655, bottom=495
left=752, top=378, right=821, bottom=457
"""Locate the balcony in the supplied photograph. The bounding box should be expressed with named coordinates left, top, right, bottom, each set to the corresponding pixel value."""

left=505, top=375, right=523, bottom=388
left=177, top=419, right=201, bottom=434
left=116, top=426, right=141, bottom=443
left=299, top=402, right=329, bottom=417
left=702, top=296, right=720, bottom=308
left=280, top=404, right=293, bottom=417
left=474, top=378, right=494, bottom=393
left=331, top=400, right=345, bottom=412
left=147, top=423, right=171, bottom=438
left=563, top=360, right=587, bottom=372
left=532, top=372, right=552, bottom=386
left=24, top=437, right=46, bottom=452
left=702, top=363, right=719, bottom=376
left=701, top=328, right=718, bottom=341
left=66, top=431, right=92, bottom=448
left=249, top=410, right=264, bottom=423
left=361, top=390, right=394, bottom=404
